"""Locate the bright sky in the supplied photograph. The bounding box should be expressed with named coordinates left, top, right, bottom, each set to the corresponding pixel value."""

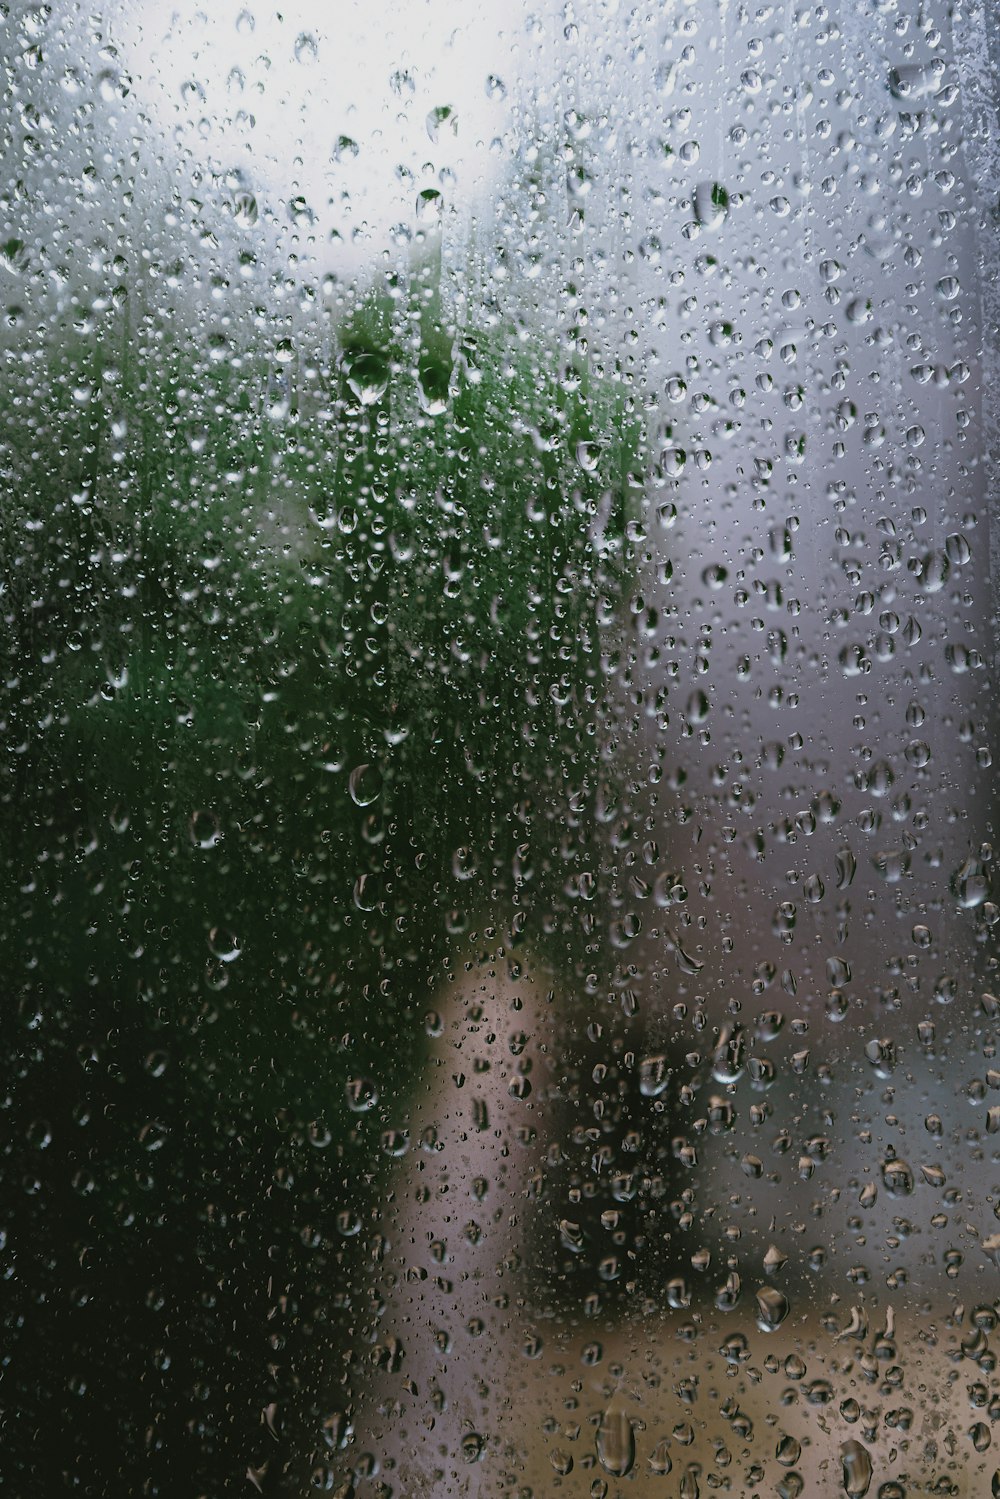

left=118, top=0, right=542, bottom=273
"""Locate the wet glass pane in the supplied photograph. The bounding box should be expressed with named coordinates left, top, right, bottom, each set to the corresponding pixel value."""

left=2, top=2, right=999, bottom=1495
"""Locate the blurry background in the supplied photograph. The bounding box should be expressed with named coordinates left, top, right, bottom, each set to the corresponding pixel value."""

left=1, top=0, right=998, bottom=1494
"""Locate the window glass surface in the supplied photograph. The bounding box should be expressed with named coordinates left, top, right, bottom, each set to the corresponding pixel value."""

left=2, top=2, right=999, bottom=1495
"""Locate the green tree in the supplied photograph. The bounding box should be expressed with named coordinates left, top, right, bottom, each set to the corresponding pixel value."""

left=0, top=264, right=643, bottom=1492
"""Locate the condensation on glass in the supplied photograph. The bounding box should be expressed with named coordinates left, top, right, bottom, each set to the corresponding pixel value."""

left=2, top=1, right=999, bottom=1495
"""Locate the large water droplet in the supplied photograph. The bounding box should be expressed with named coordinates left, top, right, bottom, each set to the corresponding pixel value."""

left=694, top=180, right=729, bottom=228
left=596, top=1404, right=635, bottom=1477
left=951, top=857, right=989, bottom=908
left=638, top=1053, right=670, bottom=1097
left=345, top=1077, right=379, bottom=1113
left=840, top=1439, right=873, bottom=1497
left=712, top=1024, right=746, bottom=1084
left=756, top=1286, right=790, bottom=1331
left=460, top=1431, right=485, bottom=1464
left=343, top=350, right=389, bottom=406
left=881, top=1157, right=914, bottom=1197
left=348, top=763, right=383, bottom=807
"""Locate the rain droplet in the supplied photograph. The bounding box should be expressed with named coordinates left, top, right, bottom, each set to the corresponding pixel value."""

left=840, top=1439, right=873, bottom=1497
left=348, top=764, right=382, bottom=807
left=345, top=1077, right=379, bottom=1113
left=460, top=1431, right=485, bottom=1464
left=712, top=1024, right=746, bottom=1084
left=559, top=1219, right=586, bottom=1254
left=344, top=350, right=389, bottom=407
left=638, top=1054, right=670, bottom=1097
left=596, top=1404, right=635, bottom=1477
left=881, top=1157, right=914, bottom=1197
left=951, top=858, right=989, bottom=908
left=207, top=928, right=241, bottom=963
left=694, top=181, right=729, bottom=228
left=777, top=1435, right=801, bottom=1466
left=756, top=1286, right=790, bottom=1331
left=426, top=104, right=457, bottom=143
left=232, top=190, right=258, bottom=227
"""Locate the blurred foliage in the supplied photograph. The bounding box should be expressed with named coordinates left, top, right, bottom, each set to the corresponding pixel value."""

left=0, top=271, right=643, bottom=1491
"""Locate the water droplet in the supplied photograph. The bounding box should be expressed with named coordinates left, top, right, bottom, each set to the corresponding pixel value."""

left=649, top=1438, right=672, bottom=1474
left=777, top=1435, right=801, bottom=1466
left=596, top=1404, right=635, bottom=1477
left=189, top=810, right=223, bottom=849
left=0, top=238, right=30, bottom=276
left=232, top=190, right=258, bottom=227
left=343, top=350, right=389, bottom=407
left=638, top=1053, right=670, bottom=1097
left=576, top=440, right=601, bottom=473
left=559, top=1219, right=586, bottom=1254
left=348, top=763, right=382, bottom=807
left=970, top=1422, right=991, bottom=1453
left=345, top=1077, right=379, bottom=1113
left=679, top=1464, right=701, bottom=1499
left=460, top=1431, right=485, bottom=1464
left=139, top=1121, right=168, bottom=1152
left=912, top=550, right=950, bottom=592
left=694, top=181, right=729, bottom=228
left=881, top=1157, right=914, bottom=1197
left=712, top=1024, right=746, bottom=1084
left=889, top=62, right=939, bottom=99
left=756, top=1286, right=790, bottom=1331
left=426, top=104, right=457, bottom=143
left=207, top=928, right=242, bottom=963
left=951, top=857, right=989, bottom=908
left=840, top=1439, right=873, bottom=1497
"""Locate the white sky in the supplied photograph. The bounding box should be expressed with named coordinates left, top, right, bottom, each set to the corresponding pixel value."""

left=118, top=0, right=545, bottom=273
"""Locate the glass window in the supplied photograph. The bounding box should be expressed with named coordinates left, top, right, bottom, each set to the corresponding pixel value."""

left=3, top=2, right=998, bottom=1495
